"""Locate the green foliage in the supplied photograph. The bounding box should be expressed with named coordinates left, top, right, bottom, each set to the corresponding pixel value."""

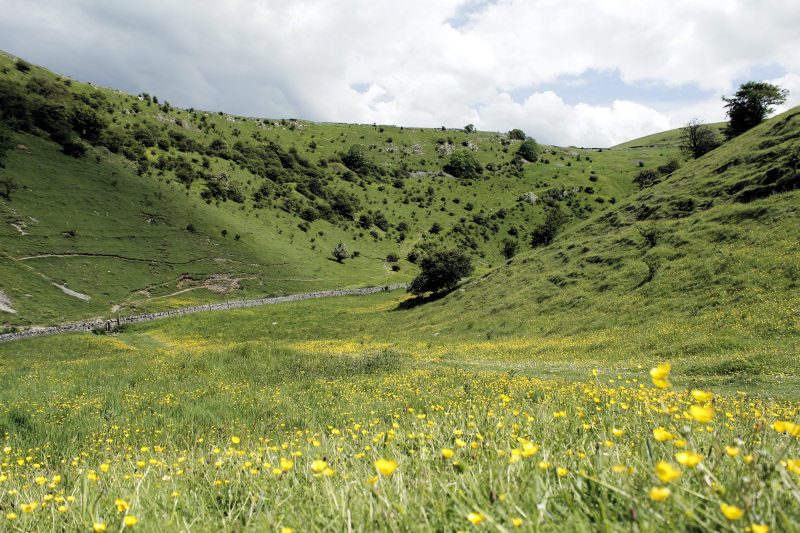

left=529, top=205, right=566, bottom=247
left=332, top=242, right=349, bottom=262
left=516, top=137, right=539, bottom=162
left=501, top=238, right=518, bottom=259
left=724, top=81, right=788, bottom=138
left=632, top=168, right=661, bottom=190
left=443, top=149, right=481, bottom=179
left=680, top=118, right=721, bottom=159
left=464, top=123, right=475, bottom=133
left=341, top=144, right=368, bottom=172
left=656, top=158, right=680, bottom=175
left=508, top=128, right=526, bottom=140
left=14, top=59, right=31, bottom=72
left=408, top=248, right=473, bottom=295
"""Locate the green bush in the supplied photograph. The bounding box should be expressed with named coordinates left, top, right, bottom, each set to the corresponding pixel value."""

left=408, top=248, right=473, bottom=295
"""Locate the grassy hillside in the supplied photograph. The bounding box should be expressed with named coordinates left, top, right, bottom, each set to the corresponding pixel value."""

left=1, top=52, right=680, bottom=327
left=611, top=122, right=726, bottom=149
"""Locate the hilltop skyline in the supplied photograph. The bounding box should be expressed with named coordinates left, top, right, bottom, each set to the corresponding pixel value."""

left=1, top=0, right=798, bottom=146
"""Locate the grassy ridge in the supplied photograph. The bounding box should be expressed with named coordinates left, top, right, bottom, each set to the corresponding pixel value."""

left=1, top=51, right=679, bottom=326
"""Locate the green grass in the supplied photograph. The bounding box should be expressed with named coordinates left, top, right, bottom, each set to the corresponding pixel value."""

left=0, top=289, right=799, bottom=531
left=1, top=53, right=800, bottom=531
left=1, top=51, right=679, bottom=326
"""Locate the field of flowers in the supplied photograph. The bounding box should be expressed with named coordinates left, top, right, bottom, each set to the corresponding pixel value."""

left=1, top=305, right=799, bottom=533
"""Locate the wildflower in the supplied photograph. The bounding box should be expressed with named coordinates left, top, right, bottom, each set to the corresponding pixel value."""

left=467, top=512, right=484, bottom=525
left=6, top=512, right=17, bottom=520
left=322, top=467, right=335, bottom=477
left=124, top=516, right=138, bottom=527
left=653, top=427, right=674, bottom=441
left=455, top=438, right=466, bottom=448
left=656, top=462, right=680, bottom=483
left=280, top=458, right=294, bottom=472
left=725, top=446, right=740, bottom=457
left=611, top=428, right=625, bottom=437
left=310, top=460, right=327, bottom=472
left=750, top=525, right=769, bottom=533
left=231, top=436, right=240, bottom=444
left=20, top=502, right=37, bottom=513
left=689, top=405, right=715, bottom=423
left=648, top=487, right=671, bottom=501
left=93, top=523, right=108, bottom=532
left=650, top=364, right=671, bottom=387
left=115, top=499, right=131, bottom=512
left=538, top=461, right=550, bottom=469
left=100, top=463, right=110, bottom=472
left=281, top=529, right=293, bottom=533
left=556, top=467, right=568, bottom=477
left=366, top=475, right=379, bottom=485
left=375, top=458, right=398, bottom=476
left=675, top=451, right=702, bottom=467
left=521, top=442, right=538, bottom=457
left=691, top=390, right=713, bottom=402
left=58, top=505, right=68, bottom=512
left=442, top=448, right=455, bottom=458
left=652, top=379, right=670, bottom=389
left=511, top=517, right=523, bottom=527
left=719, top=503, right=744, bottom=520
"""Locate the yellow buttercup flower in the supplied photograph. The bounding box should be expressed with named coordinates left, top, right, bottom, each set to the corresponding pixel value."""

left=691, top=390, right=713, bottom=402
left=611, top=428, right=625, bottom=437
left=511, top=517, right=523, bottom=527
left=231, top=436, right=240, bottom=444
left=648, top=487, right=671, bottom=501
left=656, top=462, right=680, bottom=483
left=719, top=503, right=744, bottom=520
left=6, top=512, right=17, bottom=520
left=750, top=524, right=769, bottom=533
left=93, top=523, right=107, bottom=532
left=675, top=451, right=702, bottom=467
left=442, top=448, right=455, bottom=458
left=20, top=502, right=37, bottom=513
left=652, top=378, right=670, bottom=389
left=649, top=363, right=670, bottom=380
left=521, top=442, right=539, bottom=457
left=115, top=499, right=131, bottom=512
left=653, top=427, right=674, bottom=441
left=467, top=512, right=484, bottom=525
left=310, top=460, right=327, bottom=472
left=556, top=467, right=568, bottom=477
left=689, top=405, right=715, bottom=423
left=124, top=515, right=138, bottom=527
left=375, top=458, right=398, bottom=476
left=280, top=458, right=294, bottom=472
left=725, top=446, right=740, bottom=457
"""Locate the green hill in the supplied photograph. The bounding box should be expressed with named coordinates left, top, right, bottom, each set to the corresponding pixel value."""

left=611, top=122, right=726, bottom=149
left=0, top=52, right=678, bottom=327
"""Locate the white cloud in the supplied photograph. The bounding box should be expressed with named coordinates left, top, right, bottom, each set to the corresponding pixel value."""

left=0, top=0, right=798, bottom=145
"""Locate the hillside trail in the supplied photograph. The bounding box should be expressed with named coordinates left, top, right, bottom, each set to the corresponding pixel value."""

left=0, top=283, right=410, bottom=343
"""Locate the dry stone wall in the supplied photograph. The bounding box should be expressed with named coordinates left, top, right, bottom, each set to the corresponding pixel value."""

left=0, top=283, right=409, bottom=343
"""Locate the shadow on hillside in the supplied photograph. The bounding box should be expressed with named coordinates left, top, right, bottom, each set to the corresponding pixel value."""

left=393, top=287, right=456, bottom=311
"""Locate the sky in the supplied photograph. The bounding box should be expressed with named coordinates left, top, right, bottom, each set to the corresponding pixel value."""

left=1, top=0, right=799, bottom=147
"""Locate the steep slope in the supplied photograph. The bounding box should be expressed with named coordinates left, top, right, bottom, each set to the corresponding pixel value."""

left=0, top=52, right=678, bottom=326
left=386, top=107, right=800, bottom=374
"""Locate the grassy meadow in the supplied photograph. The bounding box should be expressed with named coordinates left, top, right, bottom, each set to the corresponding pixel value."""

left=1, top=291, right=799, bottom=532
